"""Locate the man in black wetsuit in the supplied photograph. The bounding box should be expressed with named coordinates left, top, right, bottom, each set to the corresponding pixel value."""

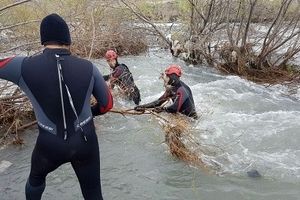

left=0, top=14, right=113, bottom=200
left=103, top=50, right=141, bottom=105
left=134, top=65, right=198, bottom=119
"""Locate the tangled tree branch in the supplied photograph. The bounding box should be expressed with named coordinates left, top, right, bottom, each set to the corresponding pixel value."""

left=110, top=107, right=215, bottom=173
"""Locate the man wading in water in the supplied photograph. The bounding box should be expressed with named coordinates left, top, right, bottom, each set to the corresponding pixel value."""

left=0, top=13, right=113, bottom=199
left=103, top=50, right=141, bottom=105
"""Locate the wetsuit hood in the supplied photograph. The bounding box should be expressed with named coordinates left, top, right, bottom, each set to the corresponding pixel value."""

left=40, top=14, right=71, bottom=45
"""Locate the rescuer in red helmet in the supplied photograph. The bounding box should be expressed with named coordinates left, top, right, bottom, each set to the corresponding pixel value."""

left=134, top=64, right=198, bottom=119
left=103, top=50, right=141, bottom=105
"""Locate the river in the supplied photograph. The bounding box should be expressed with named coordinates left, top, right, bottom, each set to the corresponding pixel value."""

left=0, top=50, right=300, bottom=200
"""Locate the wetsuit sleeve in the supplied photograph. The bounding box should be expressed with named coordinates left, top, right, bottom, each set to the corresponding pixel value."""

left=165, top=86, right=188, bottom=113
left=141, top=99, right=164, bottom=108
left=141, top=91, right=169, bottom=108
left=0, top=56, right=24, bottom=85
left=109, top=65, right=126, bottom=89
left=91, top=65, right=113, bottom=116
left=111, top=65, right=123, bottom=79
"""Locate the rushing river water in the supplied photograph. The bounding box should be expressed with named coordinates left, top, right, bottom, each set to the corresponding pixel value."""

left=0, top=50, right=300, bottom=200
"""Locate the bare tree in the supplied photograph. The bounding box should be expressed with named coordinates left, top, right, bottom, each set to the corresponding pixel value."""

left=255, top=0, right=300, bottom=69
left=242, top=0, right=258, bottom=47
left=216, top=0, right=300, bottom=82
left=120, top=0, right=171, bottom=46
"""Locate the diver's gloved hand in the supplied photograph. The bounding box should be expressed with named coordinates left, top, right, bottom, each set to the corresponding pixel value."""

left=134, top=105, right=146, bottom=112
left=153, top=107, right=165, bottom=113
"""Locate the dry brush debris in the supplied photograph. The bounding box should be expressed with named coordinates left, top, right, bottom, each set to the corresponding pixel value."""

left=0, top=84, right=35, bottom=145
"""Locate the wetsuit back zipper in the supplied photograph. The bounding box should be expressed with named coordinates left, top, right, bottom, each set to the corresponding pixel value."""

left=55, top=54, right=87, bottom=142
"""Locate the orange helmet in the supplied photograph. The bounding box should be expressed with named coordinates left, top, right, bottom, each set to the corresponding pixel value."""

left=105, top=50, right=118, bottom=61
left=165, top=64, right=182, bottom=77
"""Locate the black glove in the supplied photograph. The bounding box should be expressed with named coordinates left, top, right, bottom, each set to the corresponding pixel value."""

left=153, top=107, right=165, bottom=113
left=134, top=105, right=146, bottom=112
left=103, top=75, right=110, bottom=81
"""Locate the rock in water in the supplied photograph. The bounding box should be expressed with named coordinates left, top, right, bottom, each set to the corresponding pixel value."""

left=247, top=169, right=261, bottom=178
left=0, top=160, right=12, bottom=173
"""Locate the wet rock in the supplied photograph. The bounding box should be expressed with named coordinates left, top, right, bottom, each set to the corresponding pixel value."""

left=247, top=169, right=262, bottom=178
left=0, top=160, right=12, bottom=173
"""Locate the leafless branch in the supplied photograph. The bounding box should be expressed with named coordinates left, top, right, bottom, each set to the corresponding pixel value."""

left=120, top=0, right=170, bottom=45
left=242, top=0, right=257, bottom=47
left=0, top=41, right=40, bottom=53
left=0, top=20, right=40, bottom=31
left=88, top=10, right=96, bottom=60
left=0, top=0, right=31, bottom=13
left=187, top=0, right=206, bottom=23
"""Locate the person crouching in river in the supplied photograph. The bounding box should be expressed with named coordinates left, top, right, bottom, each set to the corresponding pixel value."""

left=134, top=65, right=198, bottom=119
left=103, top=50, right=141, bottom=105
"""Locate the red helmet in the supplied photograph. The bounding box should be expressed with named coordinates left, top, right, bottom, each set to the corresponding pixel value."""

left=105, top=50, right=118, bottom=61
left=165, top=64, right=182, bottom=77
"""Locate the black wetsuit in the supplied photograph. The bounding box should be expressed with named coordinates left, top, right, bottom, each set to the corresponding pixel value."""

left=103, top=63, right=140, bottom=105
left=0, top=48, right=113, bottom=200
left=140, top=79, right=197, bottom=119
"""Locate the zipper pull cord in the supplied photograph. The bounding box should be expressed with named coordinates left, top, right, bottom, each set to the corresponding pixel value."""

left=79, top=126, right=87, bottom=142
left=56, top=54, right=68, bottom=140
left=65, top=82, right=88, bottom=142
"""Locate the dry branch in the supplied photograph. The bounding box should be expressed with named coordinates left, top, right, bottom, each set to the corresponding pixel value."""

left=120, top=0, right=170, bottom=46
left=0, top=0, right=31, bottom=13
left=0, top=85, right=35, bottom=144
left=0, top=20, right=40, bottom=31
left=242, top=0, right=257, bottom=47
left=111, top=107, right=214, bottom=173
left=88, top=10, right=96, bottom=60
left=0, top=41, right=40, bottom=54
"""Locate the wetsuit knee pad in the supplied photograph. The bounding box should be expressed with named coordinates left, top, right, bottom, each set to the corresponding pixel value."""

left=25, top=180, right=46, bottom=200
